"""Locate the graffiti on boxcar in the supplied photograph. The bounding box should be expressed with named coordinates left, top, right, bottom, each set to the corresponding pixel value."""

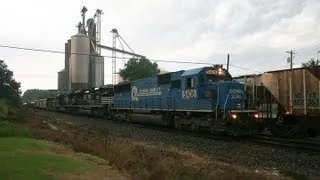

left=293, top=92, right=319, bottom=106
left=293, top=93, right=303, bottom=106
left=307, top=92, right=319, bottom=106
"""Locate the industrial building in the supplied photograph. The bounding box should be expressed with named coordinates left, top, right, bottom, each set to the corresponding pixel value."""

left=58, top=7, right=104, bottom=92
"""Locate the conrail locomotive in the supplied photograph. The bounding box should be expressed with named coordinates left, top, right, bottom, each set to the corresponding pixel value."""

left=32, top=65, right=260, bottom=136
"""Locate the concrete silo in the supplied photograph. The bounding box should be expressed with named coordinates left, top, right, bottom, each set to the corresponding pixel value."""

left=69, top=33, right=90, bottom=91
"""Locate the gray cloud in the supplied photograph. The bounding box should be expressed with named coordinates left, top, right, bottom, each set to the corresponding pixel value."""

left=0, top=0, right=319, bottom=91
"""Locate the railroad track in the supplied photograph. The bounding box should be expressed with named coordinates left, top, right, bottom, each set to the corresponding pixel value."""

left=34, top=109, right=320, bottom=153
left=252, top=135, right=320, bottom=152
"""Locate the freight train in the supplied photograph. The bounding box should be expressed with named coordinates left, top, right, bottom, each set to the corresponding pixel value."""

left=32, top=65, right=260, bottom=136
left=234, top=66, right=320, bottom=137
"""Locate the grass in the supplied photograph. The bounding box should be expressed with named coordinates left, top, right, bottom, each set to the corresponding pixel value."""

left=0, top=121, right=30, bottom=137
left=0, top=121, right=122, bottom=180
left=0, top=137, right=91, bottom=180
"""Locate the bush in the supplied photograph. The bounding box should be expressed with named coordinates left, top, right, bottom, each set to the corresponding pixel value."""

left=0, top=99, right=21, bottom=121
left=0, top=121, right=30, bottom=138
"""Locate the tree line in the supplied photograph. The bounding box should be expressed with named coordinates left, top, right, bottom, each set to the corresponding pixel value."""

left=0, top=60, right=21, bottom=120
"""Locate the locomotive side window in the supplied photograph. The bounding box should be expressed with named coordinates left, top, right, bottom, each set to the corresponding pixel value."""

left=186, top=77, right=194, bottom=88
left=199, top=75, right=205, bottom=84
left=171, top=80, right=181, bottom=89
left=158, top=73, right=171, bottom=84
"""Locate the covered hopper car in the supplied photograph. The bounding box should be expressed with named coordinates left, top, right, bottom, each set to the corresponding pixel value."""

left=234, top=66, right=320, bottom=137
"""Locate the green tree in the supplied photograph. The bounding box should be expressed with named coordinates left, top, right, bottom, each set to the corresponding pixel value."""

left=0, top=99, right=9, bottom=120
left=302, top=58, right=320, bottom=67
left=22, top=89, right=56, bottom=103
left=0, top=60, right=21, bottom=106
left=119, top=58, right=160, bottom=81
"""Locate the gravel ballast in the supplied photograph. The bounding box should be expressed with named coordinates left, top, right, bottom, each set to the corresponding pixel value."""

left=38, top=111, right=320, bottom=179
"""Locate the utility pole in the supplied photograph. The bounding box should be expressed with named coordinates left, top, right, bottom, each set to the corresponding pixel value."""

left=226, top=54, right=230, bottom=72
left=286, top=50, right=295, bottom=69
left=286, top=50, right=295, bottom=114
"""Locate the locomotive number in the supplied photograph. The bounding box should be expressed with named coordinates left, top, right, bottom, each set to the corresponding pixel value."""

left=229, top=89, right=243, bottom=100
left=230, top=94, right=242, bottom=100
left=182, top=89, right=197, bottom=99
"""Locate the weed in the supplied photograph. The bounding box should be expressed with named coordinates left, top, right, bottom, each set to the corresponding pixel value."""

left=0, top=121, right=31, bottom=137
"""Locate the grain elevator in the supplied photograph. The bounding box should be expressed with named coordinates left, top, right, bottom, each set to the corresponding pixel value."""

left=58, top=6, right=104, bottom=92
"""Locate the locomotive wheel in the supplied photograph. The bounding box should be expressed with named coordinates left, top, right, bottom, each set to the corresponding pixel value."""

left=190, top=122, right=199, bottom=132
left=269, top=124, right=300, bottom=137
left=174, top=119, right=181, bottom=130
left=125, top=112, right=131, bottom=123
left=90, top=108, right=97, bottom=118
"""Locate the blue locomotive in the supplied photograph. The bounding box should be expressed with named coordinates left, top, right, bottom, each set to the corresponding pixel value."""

left=32, top=65, right=260, bottom=135
left=112, top=65, right=259, bottom=135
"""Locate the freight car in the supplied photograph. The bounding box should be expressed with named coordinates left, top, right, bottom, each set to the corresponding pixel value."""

left=55, top=85, right=114, bottom=116
left=31, top=65, right=260, bottom=136
left=234, top=66, right=320, bottom=137
left=33, top=98, right=55, bottom=110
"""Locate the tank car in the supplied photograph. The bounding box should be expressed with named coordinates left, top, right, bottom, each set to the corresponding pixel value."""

left=112, top=65, right=260, bottom=135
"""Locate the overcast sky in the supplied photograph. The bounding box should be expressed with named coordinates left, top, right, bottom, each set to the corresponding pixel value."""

left=0, top=0, right=319, bottom=92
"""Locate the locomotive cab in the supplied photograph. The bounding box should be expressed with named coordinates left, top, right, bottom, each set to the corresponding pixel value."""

left=180, top=65, right=260, bottom=135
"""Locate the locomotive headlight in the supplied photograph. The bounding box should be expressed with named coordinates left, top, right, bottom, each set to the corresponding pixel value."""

left=254, top=114, right=259, bottom=118
left=231, top=114, right=237, bottom=119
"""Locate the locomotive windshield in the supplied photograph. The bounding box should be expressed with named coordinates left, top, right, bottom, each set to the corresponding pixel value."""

left=206, top=68, right=232, bottom=82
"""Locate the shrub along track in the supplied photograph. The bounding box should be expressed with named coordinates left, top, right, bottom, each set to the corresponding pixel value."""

left=22, top=109, right=320, bottom=179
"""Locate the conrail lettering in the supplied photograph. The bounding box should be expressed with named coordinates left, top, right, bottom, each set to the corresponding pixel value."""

left=229, top=89, right=243, bottom=100
left=229, top=89, right=243, bottom=94
left=138, top=87, right=162, bottom=96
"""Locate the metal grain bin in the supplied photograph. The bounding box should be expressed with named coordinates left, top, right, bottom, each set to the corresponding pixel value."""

left=89, top=55, right=104, bottom=88
left=69, top=33, right=90, bottom=91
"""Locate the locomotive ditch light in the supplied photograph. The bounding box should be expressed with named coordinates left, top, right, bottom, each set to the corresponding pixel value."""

left=231, top=114, right=237, bottom=119
left=254, top=114, right=259, bottom=118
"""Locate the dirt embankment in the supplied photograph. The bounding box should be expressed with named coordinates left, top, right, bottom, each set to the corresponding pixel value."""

left=17, top=110, right=289, bottom=180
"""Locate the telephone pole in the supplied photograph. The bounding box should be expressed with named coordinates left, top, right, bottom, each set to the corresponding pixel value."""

left=285, top=50, right=295, bottom=114
left=286, top=50, right=295, bottom=69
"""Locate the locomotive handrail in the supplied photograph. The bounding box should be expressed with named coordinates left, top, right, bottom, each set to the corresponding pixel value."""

left=215, top=83, right=220, bottom=123
left=223, top=92, right=231, bottom=120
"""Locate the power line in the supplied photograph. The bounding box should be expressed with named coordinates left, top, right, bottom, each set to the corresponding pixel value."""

left=0, top=44, right=116, bottom=58
left=0, top=44, right=261, bottom=73
left=228, top=64, right=263, bottom=73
